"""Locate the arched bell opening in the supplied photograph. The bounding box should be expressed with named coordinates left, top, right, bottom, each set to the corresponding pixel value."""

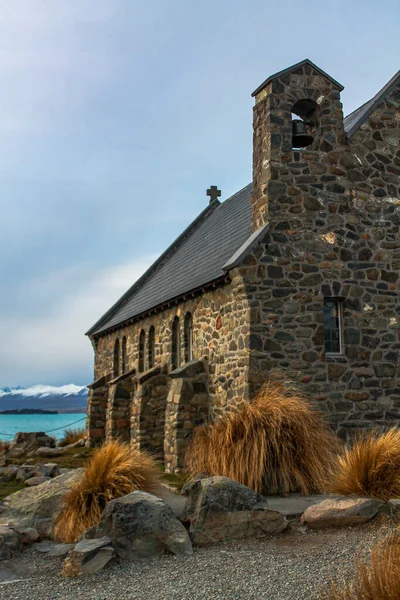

left=291, top=98, right=318, bottom=149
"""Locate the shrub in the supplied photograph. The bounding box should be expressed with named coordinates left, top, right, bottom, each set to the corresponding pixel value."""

left=185, top=382, right=338, bottom=494
left=58, top=427, right=86, bottom=447
left=330, top=427, right=400, bottom=501
left=54, top=440, right=161, bottom=543
left=321, top=532, right=400, bottom=599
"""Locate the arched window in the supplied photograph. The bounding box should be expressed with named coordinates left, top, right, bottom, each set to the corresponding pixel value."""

left=184, top=312, right=193, bottom=363
left=121, top=336, right=127, bottom=374
left=148, top=326, right=155, bottom=369
left=171, top=317, right=180, bottom=370
left=138, top=330, right=145, bottom=372
left=113, top=339, right=120, bottom=377
left=291, top=98, right=318, bottom=150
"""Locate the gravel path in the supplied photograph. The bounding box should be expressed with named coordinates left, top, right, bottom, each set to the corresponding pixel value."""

left=0, top=521, right=392, bottom=600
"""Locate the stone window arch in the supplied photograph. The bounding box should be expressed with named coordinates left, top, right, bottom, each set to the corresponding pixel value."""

left=113, top=338, right=120, bottom=378
left=138, top=330, right=145, bottom=372
left=171, top=316, right=180, bottom=370
left=148, top=325, right=155, bottom=369
left=121, top=336, right=127, bottom=374
left=184, top=312, right=193, bottom=363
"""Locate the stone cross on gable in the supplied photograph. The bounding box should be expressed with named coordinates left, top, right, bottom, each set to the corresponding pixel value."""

left=206, top=185, right=221, bottom=204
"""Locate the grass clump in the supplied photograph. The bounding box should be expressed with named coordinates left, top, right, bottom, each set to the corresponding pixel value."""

left=185, top=382, right=338, bottom=495
left=321, top=532, right=400, bottom=599
left=54, top=440, right=161, bottom=543
left=58, top=427, right=86, bottom=447
left=330, top=427, right=400, bottom=501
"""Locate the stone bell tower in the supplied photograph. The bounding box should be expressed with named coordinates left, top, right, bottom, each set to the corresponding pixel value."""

left=251, top=59, right=347, bottom=232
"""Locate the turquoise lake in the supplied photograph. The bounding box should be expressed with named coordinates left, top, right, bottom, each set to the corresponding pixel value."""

left=0, top=413, right=86, bottom=441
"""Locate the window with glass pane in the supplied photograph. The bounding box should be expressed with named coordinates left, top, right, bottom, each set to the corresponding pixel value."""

left=323, top=299, right=342, bottom=354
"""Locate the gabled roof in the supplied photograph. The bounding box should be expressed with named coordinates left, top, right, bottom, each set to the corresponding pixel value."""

left=252, top=59, right=344, bottom=97
left=87, top=184, right=252, bottom=336
left=344, top=68, right=400, bottom=137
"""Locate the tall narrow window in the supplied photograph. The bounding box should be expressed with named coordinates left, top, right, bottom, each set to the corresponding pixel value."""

left=138, top=330, right=145, bottom=372
left=121, top=336, right=127, bottom=374
left=148, top=326, right=155, bottom=369
left=184, top=312, right=193, bottom=363
left=171, top=317, right=180, bottom=370
left=113, top=339, right=120, bottom=377
left=323, top=299, right=343, bottom=354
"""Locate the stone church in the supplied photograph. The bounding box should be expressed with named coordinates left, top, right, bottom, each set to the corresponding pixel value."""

left=86, top=59, right=400, bottom=472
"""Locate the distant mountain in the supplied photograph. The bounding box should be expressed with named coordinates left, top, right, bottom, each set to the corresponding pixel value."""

left=0, top=384, right=88, bottom=413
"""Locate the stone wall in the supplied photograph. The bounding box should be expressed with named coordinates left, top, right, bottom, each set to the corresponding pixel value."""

left=245, top=66, right=400, bottom=439
left=91, top=278, right=251, bottom=420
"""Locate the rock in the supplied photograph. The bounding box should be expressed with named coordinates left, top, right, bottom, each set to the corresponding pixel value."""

left=181, top=473, right=209, bottom=496
left=9, top=432, right=55, bottom=453
left=25, top=476, right=52, bottom=486
left=0, top=525, right=21, bottom=560
left=378, top=499, right=400, bottom=518
left=34, top=463, right=61, bottom=478
left=0, top=465, right=19, bottom=482
left=84, top=491, right=193, bottom=559
left=16, top=465, right=36, bottom=482
left=181, top=476, right=288, bottom=546
left=63, top=538, right=113, bottom=577
left=0, top=469, right=84, bottom=532
left=301, top=496, right=383, bottom=529
left=14, top=526, right=40, bottom=544
left=35, top=447, right=63, bottom=458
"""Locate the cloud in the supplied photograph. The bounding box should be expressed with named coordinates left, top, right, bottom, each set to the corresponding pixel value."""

left=0, top=254, right=156, bottom=387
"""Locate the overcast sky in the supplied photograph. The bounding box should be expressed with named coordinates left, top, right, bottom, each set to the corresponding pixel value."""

left=0, top=0, right=399, bottom=387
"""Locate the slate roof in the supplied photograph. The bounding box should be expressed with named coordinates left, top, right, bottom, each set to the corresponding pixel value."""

left=344, top=68, right=400, bottom=137
left=87, top=184, right=252, bottom=336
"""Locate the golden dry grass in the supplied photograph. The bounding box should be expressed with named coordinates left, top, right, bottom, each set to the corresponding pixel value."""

left=330, top=427, right=400, bottom=501
left=54, top=440, right=161, bottom=543
left=321, top=531, right=400, bottom=600
left=58, top=427, right=86, bottom=447
left=185, top=382, right=339, bottom=494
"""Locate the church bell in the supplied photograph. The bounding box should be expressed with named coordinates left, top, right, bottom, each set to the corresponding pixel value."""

left=292, top=119, right=314, bottom=148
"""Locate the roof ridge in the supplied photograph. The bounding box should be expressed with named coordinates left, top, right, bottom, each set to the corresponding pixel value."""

left=86, top=198, right=221, bottom=336
left=346, top=68, right=400, bottom=138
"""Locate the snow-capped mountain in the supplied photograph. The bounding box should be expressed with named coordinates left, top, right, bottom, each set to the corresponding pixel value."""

left=0, top=384, right=88, bottom=413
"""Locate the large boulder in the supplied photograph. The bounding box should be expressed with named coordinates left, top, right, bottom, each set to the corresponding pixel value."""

left=16, top=465, right=36, bottom=482
left=35, top=463, right=61, bottom=478
left=0, top=465, right=19, bottom=482
left=9, top=432, right=55, bottom=454
left=35, top=447, right=63, bottom=458
left=0, top=469, right=84, bottom=533
left=301, top=496, right=383, bottom=529
left=25, top=476, right=52, bottom=486
left=84, top=491, right=193, bottom=560
left=181, top=476, right=288, bottom=546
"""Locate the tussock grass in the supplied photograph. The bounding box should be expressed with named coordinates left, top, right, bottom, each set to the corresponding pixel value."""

left=330, top=427, right=400, bottom=501
left=185, top=382, right=338, bottom=495
left=54, top=440, right=161, bottom=543
left=321, top=532, right=400, bottom=600
left=58, top=427, right=86, bottom=447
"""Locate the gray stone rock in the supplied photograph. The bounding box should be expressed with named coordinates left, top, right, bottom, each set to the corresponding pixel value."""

left=0, top=465, right=19, bottom=482
left=301, top=496, right=383, bottom=529
left=13, top=526, right=40, bottom=544
left=9, top=432, right=55, bottom=453
left=84, top=490, right=193, bottom=559
left=25, top=476, right=52, bottom=486
left=35, top=447, right=63, bottom=458
left=34, top=463, right=60, bottom=478
left=181, top=476, right=288, bottom=546
left=16, top=465, right=36, bottom=482
left=0, top=525, right=21, bottom=560
left=63, top=537, right=113, bottom=577
left=0, top=469, right=84, bottom=532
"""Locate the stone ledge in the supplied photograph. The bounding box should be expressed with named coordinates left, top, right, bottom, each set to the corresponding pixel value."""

left=170, top=359, right=207, bottom=380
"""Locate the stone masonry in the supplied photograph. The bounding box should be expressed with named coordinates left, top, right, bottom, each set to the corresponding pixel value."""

left=87, top=60, right=400, bottom=467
